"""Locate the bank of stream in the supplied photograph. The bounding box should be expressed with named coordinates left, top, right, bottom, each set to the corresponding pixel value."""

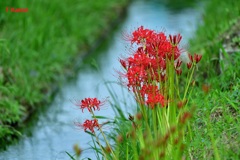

left=0, top=0, right=204, bottom=159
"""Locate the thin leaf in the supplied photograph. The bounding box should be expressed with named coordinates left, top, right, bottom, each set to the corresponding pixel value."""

left=91, top=116, right=109, bottom=119
left=85, top=131, right=95, bottom=136
left=65, top=151, right=76, bottom=160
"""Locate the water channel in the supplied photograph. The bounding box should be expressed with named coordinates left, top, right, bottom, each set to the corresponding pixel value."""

left=0, top=0, right=204, bottom=159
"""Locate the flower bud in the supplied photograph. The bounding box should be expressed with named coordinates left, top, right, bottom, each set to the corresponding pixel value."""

left=187, top=62, right=192, bottom=69
left=194, top=53, right=202, bottom=63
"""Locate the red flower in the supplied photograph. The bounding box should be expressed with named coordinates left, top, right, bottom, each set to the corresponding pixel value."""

left=176, top=69, right=182, bottom=75
left=193, top=53, right=202, bottom=63
left=118, top=26, right=190, bottom=107
left=131, top=26, right=154, bottom=44
left=189, top=53, right=202, bottom=64
left=140, top=84, right=159, bottom=98
left=187, top=62, right=192, bottom=69
left=188, top=54, right=193, bottom=62
left=75, top=119, right=100, bottom=133
left=175, top=59, right=182, bottom=68
left=169, top=34, right=182, bottom=46
left=77, top=98, right=105, bottom=112
left=146, top=93, right=165, bottom=109
left=119, top=59, right=127, bottom=69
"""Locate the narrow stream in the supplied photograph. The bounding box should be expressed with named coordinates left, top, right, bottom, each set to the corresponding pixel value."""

left=0, top=1, right=203, bottom=160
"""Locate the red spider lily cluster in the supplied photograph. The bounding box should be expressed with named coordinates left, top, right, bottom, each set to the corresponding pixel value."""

left=76, top=97, right=106, bottom=113
left=75, top=98, right=105, bottom=133
left=75, top=119, right=99, bottom=133
left=119, top=26, right=202, bottom=108
left=140, top=84, right=165, bottom=108
left=71, top=26, right=203, bottom=160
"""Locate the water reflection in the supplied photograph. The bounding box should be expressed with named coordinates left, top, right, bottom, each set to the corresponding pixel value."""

left=0, top=0, right=203, bottom=160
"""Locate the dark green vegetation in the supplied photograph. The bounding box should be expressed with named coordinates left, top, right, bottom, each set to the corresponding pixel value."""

left=163, top=0, right=199, bottom=11
left=188, top=0, right=240, bottom=159
left=0, top=0, right=130, bottom=148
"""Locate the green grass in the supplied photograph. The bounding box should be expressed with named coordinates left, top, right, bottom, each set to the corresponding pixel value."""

left=189, top=60, right=240, bottom=159
left=0, top=0, right=130, bottom=148
left=189, top=0, right=240, bottom=75
left=186, top=0, right=240, bottom=159
left=189, top=85, right=240, bottom=159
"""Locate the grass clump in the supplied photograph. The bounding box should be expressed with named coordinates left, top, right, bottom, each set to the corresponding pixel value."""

left=70, top=26, right=203, bottom=159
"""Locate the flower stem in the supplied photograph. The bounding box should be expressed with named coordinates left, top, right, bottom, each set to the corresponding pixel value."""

left=183, top=64, right=196, bottom=101
left=93, top=132, right=108, bottom=160
left=90, top=110, right=117, bottom=160
left=168, top=57, right=176, bottom=126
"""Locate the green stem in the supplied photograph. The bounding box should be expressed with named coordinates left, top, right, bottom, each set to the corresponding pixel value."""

left=93, top=132, right=109, bottom=160
left=90, top=110, right=117, bottom=160
left=168, top=57, right=176, bottom=126
left=183, top=64, right=196, bottom=101
left=153, top=108, right=158, bottom=137
left=126, top=143, right=129, bottom=160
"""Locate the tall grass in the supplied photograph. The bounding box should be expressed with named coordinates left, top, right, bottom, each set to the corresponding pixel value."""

left=72, top=26, right=203, bottom=159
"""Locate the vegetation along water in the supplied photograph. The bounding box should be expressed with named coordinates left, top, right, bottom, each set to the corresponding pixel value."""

left=0, top=0, right=130, bottom=148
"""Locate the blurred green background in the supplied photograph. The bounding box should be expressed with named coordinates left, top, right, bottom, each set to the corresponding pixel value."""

left=0, top=0, right=129, bottom=147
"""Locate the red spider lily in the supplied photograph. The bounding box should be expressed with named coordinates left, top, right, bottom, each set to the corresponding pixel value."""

left=119, top=59, right=127, bottom=69
left=131, top=26, right=154, bottom=44
left=193, top=53, right=202, bottom=63
left=188, top=54, right=193, bottom=62
left=176, top=69, right=182, bottom=75
left=76, top=98, right=106, bottom=113
left=140, top=84, right=159, bottom=98
left=169, top=34, right=182, bottom=46
left=138, top=84, right=166, bottom=109
left=75, top=119, right=100, bottom=133
left=119, top=46, right=168, bottom=91
left=175, top=59, right=182, bottom=68
left=188, top=53, right=202, bottom=64
left=187, top=62, right=192, bottom=69
left=118, top=27, right=188, bottom=108
left=166, top=45, right=181, bottom=60
left=146, top=93, right=165, bottom=109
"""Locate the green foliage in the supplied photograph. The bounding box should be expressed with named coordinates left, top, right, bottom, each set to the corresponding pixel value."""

left=0, top=125, right=22, bottom=150
left=163, top=0, right=199, bottom=12
left=188, top=48, right=240, bottom=159
left=189, top=0, right=240, bottom=76
left=190, top=84, right=240, bottom=159
left=0, top=98, right=24, bottom=124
